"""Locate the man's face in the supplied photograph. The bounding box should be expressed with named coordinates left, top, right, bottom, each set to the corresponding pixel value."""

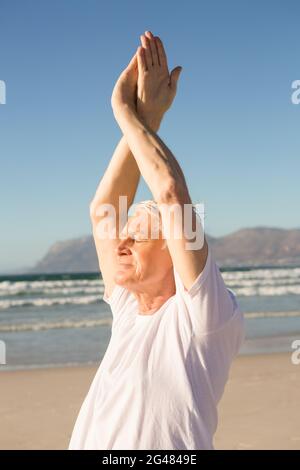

left=114, top=209, right=174, bottom=290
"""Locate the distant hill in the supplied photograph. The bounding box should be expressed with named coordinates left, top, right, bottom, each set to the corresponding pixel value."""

left=209, top=227, right=300, bottom=267
left=28, top=227, right=300, bottom=274
left=29, top=236, right=98, bottom=274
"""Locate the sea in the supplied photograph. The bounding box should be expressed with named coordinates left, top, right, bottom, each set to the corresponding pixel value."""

left=0, top=265, right=300, bottom=371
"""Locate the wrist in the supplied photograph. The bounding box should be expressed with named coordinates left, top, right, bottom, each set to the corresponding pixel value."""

left=114, top=104, right=162, bottom=134
left=139, top=113, right=164, bottom=132
left=113, top=101, right=136, bottom=118
left=148, top=117, right=163, bottom=132
left=113, top=102, right=137, bottom=128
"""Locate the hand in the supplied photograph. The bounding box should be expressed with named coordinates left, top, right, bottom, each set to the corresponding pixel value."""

left=137, top=31, right=183, bottom=130
left=111, top=50, right=139, bottom=117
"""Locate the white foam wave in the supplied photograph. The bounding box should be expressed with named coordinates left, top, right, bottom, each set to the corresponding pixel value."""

left=0, top=285, right=104, bottom=297
left=244, top=311, right=300, bottom=319
left=0, top=317, right=112, bottom=332
left=222, top=267, right=300, bottom=281
left=0, top=295, right=102, bottom=310
left=1, top=311, right=299, bottom=333
left=225, top=278, right=300, bottom=288
left=233, top=285, right=300, bottom=296
left=0, top=279, right=104, bottom=296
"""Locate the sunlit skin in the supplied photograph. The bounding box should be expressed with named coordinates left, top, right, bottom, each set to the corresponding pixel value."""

left=110, top=30, right=182, bottom=316
left=90, top=31, right=189, bottom=316
left=114, top=208, right=176, bottom=315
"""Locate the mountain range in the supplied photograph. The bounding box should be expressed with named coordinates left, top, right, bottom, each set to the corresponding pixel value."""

left=28, top=227, right=300, bottom=273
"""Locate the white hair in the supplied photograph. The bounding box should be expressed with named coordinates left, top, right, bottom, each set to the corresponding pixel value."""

left=128, top=200, right=162, bottom=234
left=128, top=199, right=204, bottom=240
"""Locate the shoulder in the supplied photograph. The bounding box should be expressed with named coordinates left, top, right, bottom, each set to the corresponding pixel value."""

left=103, top=283, right=137, bottom=322
left=173, top=243, right=244, bottom=336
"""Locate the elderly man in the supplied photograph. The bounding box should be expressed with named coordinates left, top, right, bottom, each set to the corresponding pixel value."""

left=69, top=31, right=244, bottom=450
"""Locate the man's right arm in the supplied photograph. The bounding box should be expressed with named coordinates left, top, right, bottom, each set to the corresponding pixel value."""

left=89, top=135, right=140, bottom=298
left=90, top=29, right=166, bottom=298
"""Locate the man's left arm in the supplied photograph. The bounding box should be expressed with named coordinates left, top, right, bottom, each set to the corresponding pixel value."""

left=114, top=104, right=208, bottom=291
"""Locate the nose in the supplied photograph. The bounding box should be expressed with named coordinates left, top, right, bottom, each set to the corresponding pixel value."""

left=115, top=236, right=133, bottom=256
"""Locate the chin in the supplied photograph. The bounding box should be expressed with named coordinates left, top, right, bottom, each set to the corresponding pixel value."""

left=114, top=271, right=131, bottom=287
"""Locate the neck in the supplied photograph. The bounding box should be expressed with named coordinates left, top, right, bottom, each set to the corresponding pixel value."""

left=132, top=273, right=176, bottom=316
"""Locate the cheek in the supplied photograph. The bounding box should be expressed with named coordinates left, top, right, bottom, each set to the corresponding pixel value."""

left=134, top=249, right=148, bottom=269
left=152, top=246, right=173, bottom=271
left=133, top=246, right=153, bottom=273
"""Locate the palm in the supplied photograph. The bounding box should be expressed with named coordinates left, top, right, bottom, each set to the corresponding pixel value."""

left=136, top=32, right=182, bottom=126
left=137, top=72, right=171, bottom=116
left=111, top=31, right=182, bottom=131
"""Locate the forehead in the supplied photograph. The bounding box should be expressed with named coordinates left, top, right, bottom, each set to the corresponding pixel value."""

left=121, top=208, right=161, bottom=234
left=126, top=210, right=152, bottom=230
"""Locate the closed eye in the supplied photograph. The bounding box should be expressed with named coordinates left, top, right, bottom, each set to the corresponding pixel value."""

left=130, top=232, right=149, bottom=242
left=120, top=230, right=149, bottom=242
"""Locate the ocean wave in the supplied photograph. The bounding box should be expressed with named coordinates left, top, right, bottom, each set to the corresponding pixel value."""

left=222, top=267, right=300, bottom=281
left=0, top=279, right=104, bottom=296
left=0, top=295, right=102, bottom=310
left=233, top=285, right=300, bottom=296
left=244, top=311, right=300, bottom=319
left=0, top=317, right=112, bottom=332
left=0, top=285, right=105, bottom=297
left=1, top=311, right=299, bottom=333
left=1, top=268, right=300, bottom=298
left=225, top=278, right=300, bottom=288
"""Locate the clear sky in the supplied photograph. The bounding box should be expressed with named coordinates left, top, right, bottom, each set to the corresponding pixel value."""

left=0, top=0, right=299, bottom=272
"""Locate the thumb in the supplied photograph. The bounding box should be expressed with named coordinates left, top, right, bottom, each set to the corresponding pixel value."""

left=169, top=66, right=183, bottom=91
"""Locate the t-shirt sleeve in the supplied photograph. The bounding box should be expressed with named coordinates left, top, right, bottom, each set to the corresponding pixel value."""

left=102, top=284, right=133, bottom=322
left=173, top=244, right=245, bottom=356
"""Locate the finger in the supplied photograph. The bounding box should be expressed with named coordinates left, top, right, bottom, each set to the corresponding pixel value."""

left=137, top=46, right=146, bottom=73
left=140, top=34, right=151, bottom=70
left=154, top=36, right=168, bottom=71
left=145, top=30, right=159, bottom=67
left=127, top=51, right=138, bottom=70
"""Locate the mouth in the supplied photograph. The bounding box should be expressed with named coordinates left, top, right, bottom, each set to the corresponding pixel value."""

left=118, top=256, right=133, bottom=265
left=118, top=262, right=133, bottom=268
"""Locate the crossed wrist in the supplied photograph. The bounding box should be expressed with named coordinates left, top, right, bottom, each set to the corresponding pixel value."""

left=145, top=115, right=163, bottom=132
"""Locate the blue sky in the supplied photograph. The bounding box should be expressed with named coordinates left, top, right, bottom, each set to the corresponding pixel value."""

left=0, top=0, right=299, bottom=272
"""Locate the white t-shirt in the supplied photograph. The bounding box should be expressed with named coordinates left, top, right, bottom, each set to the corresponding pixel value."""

left=68, top=245, right=245, bottom=450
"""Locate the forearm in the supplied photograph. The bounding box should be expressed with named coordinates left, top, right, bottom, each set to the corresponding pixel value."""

left=115, top=106, right=190, bottom=203
left=89, top=135, right=140, bottom=218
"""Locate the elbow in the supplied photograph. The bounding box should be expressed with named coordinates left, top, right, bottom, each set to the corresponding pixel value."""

left=89, top=204, right=95, bottom=220
left=89, top=199, right=118, bottom=222
left=89, top=199, right=98, bottom=220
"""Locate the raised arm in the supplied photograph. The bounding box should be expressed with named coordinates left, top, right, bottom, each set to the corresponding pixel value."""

left=111, top=34, right=208, bottom=291
left=90, top=32, right=176, bottom=298
left=89, top=136, right=140, bottom=298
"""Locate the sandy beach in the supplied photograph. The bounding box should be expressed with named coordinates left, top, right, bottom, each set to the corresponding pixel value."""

left=0, top=353, right=299, bottom=450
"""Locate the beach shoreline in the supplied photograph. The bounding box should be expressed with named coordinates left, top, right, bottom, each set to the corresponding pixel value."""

left=1, top=352, right=299, bottom=450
